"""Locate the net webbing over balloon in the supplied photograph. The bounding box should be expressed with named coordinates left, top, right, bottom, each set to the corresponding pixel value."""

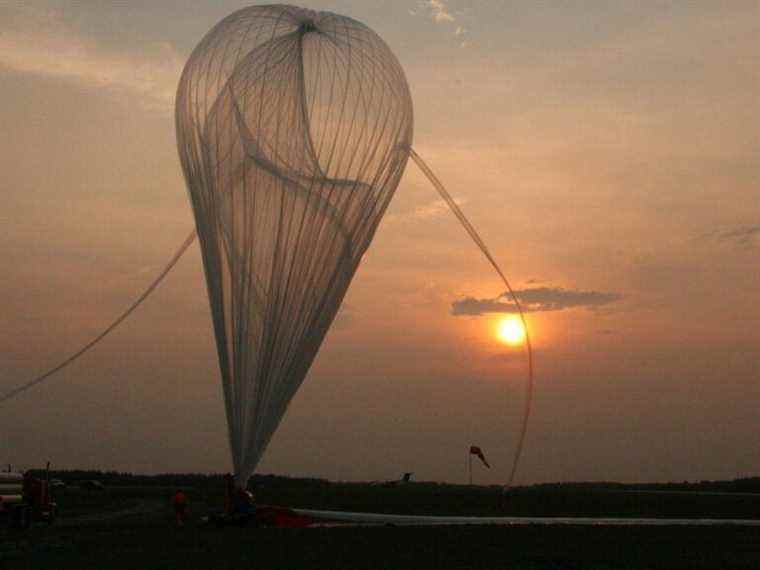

left=1, top=4, right=533, bottom=489
left=175, top=6, right=414, bottom=486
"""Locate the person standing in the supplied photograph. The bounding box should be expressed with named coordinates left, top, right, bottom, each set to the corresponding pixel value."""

left=172, top=489, right=189, bottom=526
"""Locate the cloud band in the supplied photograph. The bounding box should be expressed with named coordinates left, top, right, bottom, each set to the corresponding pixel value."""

left=452, top=286, right=622, bottom=316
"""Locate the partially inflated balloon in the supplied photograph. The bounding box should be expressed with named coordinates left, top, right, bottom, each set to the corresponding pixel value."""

left=176, top=5, right=413, bottom=485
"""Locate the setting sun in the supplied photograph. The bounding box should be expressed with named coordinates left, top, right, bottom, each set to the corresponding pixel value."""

left=496, top=316, right=527, bottom=346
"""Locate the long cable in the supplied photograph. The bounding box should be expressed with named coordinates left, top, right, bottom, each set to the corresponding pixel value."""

left=408, top=147, right=534, bottom=486
left=0, top=231, right=197, bottom=404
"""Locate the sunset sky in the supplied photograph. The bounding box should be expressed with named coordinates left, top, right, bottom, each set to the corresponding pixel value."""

left=1, top=1, right=758, bottom=485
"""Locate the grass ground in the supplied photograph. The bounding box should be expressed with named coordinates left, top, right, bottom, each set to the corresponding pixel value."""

left=2, top=477, right=759, bottom=569
left=4, top=516, right=760, bottom=570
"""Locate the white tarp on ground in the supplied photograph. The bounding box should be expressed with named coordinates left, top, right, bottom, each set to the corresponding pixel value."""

left=294, top=508, right=760, bottom=527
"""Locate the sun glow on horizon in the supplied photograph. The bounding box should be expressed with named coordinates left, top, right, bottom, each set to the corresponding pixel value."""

left=496, top=316, right=527, bottom=346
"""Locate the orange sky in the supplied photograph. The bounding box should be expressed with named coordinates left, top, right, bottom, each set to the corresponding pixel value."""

left=1, top=1, right=758, bottom=484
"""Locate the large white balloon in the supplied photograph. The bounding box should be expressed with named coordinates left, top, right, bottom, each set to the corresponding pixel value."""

left=175, top=5, right=414, bottom=486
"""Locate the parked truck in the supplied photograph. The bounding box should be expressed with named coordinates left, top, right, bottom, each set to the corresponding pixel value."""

left=0, top=467, right=57, bottom=529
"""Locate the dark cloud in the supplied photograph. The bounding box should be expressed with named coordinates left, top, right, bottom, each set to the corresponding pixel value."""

left=451, top=287, right=623, bottom=316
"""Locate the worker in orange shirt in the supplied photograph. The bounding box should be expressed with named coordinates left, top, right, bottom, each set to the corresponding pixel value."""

left=172, top=489, right=189, bottom=526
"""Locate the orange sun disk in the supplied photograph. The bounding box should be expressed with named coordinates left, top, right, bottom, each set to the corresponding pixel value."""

left=496, top=316, right=527, bottom=346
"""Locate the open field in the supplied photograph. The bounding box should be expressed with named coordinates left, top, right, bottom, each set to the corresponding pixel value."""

left=2, top=474, right=760, bottom=568
left=3, top=516, right=760, bottom=569
left=16, top=471, right=760, bottom=517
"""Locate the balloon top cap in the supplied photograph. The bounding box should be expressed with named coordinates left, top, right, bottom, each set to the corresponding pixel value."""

left=299, top=20, right=318, bottom=34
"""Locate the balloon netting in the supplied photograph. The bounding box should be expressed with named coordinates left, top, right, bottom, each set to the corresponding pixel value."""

left=176, top=5, right=414, bottom=485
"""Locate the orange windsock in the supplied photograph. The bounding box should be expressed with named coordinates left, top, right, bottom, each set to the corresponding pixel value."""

left=469, top=446, right=490, bottom=468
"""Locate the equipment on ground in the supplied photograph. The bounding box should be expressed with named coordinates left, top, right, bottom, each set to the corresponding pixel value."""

left=79, top=480, right=105, bottom=491
left=0, top=466, right=57, bottom=529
